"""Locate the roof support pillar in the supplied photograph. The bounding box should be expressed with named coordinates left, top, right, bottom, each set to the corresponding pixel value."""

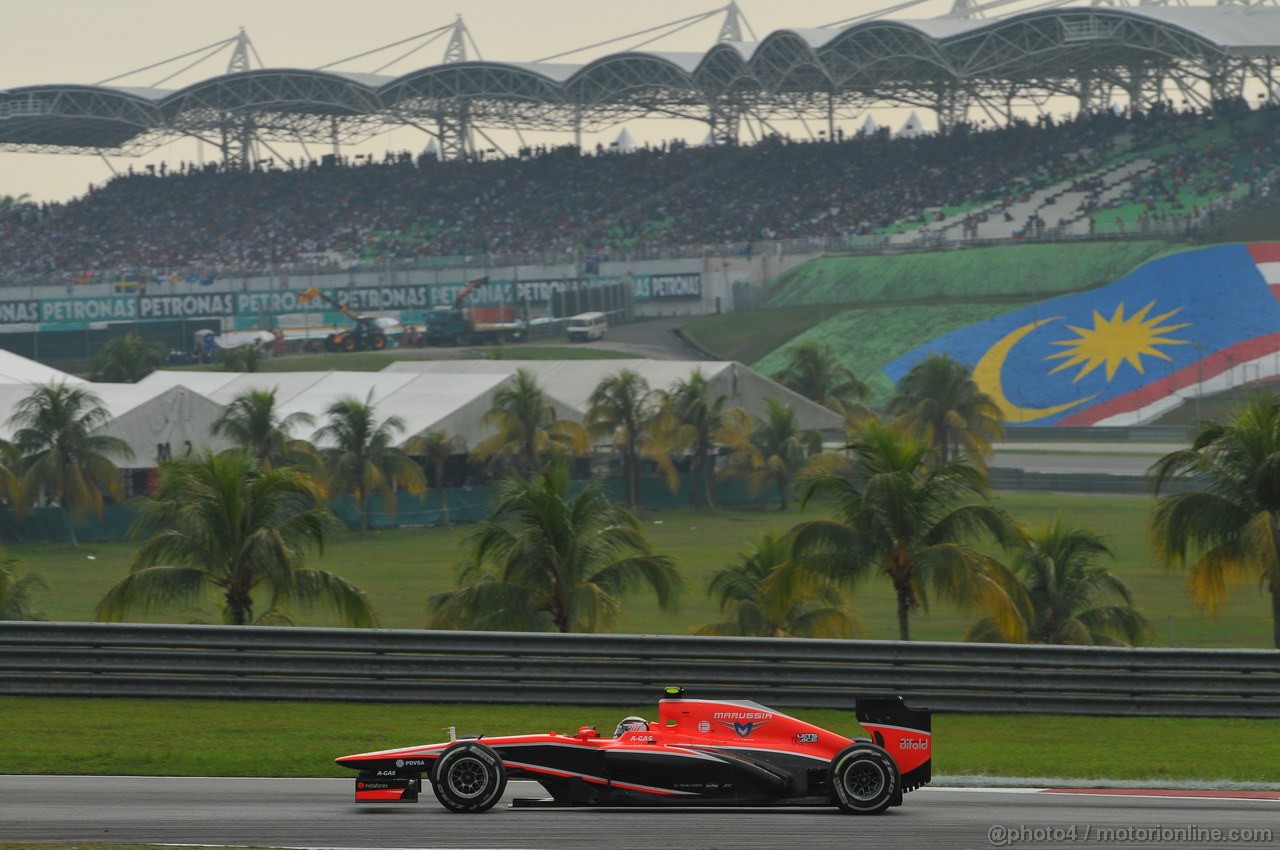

left=436, top=102, right=472, bottom=161
left=219, top=113, right=256, bottom=171
left=930, top=85, right=967, bottom=133
left=706, top=98, right=741, bottom=145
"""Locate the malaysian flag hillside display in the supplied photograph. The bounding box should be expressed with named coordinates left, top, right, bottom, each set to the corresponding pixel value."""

left=885, top=244, right=1280, bottom=427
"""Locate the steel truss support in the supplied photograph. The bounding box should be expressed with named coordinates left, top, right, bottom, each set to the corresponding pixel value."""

left=436, top=102, right=473, bottom=160
left=9, top=8, right=1280, bottom=163
left=706, top=98, right=743, bottom=144
left=218, top=30, right=258, bottom=170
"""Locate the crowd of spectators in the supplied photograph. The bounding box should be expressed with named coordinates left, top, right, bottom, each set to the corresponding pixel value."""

left=0, top=102, right=1275, bottom=282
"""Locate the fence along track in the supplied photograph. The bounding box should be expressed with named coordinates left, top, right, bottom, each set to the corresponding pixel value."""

left=1, top=622, right=1276, bottom=718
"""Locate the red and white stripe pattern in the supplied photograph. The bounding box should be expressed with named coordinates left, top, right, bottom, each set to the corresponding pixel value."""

left=1080, top=243, right=1280, bottom=426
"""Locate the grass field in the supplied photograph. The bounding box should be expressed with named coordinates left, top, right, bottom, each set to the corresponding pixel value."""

left=181, top=344, right=635, bottom=374
left=758, top=242, right=1171, bottom=308
left=2, top=697, right=1277, bottom=783
left=7, top=491, right=1274, bottom=648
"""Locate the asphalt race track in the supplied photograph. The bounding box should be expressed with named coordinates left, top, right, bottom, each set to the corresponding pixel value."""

left=2, top=777, right=1276, bottom=850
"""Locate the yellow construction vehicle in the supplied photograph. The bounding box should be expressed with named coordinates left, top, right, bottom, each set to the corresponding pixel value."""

left=297, top=287, right=388, bottom=352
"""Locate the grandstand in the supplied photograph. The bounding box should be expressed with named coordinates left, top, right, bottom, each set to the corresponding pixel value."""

left=4, top=2, right=1280, bottom=164
left=3, top=1, right=1280, bottom=427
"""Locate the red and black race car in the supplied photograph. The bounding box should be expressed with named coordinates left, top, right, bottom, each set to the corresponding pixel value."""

left=336, top=687, right=931, bottom=815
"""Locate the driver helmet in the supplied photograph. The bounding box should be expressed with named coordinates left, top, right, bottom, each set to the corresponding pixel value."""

left=614, top=716, right=650, bottom=737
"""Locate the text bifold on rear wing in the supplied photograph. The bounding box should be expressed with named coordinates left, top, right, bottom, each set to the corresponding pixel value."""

left=855, top=696, right=932, bottom=792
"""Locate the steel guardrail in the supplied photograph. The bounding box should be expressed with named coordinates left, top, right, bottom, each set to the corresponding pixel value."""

left=0, top=622, right=1276, bottom=717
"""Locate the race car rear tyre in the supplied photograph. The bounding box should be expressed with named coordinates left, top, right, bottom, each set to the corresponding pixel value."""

left=431, top=741, right=507, bottom=813
left=829, top=743, right=899, bottom=815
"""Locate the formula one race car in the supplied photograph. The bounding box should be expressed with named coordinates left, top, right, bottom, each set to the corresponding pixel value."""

left=336, top=687, right=931, bottom=815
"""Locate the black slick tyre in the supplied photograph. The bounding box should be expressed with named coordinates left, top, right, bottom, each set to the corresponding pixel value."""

left=431, top=741, right=507, bottom=813
left=829, top=743, right=899, bottom=815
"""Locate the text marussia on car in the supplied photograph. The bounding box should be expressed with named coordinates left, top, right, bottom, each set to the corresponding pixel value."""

left=336, top=688, right=931, bottom=815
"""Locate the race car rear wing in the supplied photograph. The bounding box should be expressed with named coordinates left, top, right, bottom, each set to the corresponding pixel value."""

left=855, top=696, right=931, bottom=792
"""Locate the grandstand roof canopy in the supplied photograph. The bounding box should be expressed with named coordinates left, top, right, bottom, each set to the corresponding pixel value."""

left=5, top=4, right=1280, bottom=155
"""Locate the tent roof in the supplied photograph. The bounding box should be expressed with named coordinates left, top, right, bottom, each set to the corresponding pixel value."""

left=90, top=357, right=844, bottom=459
left=0, top=349, right=85, bottom=386
left=92, top=385, right=232, bottom=465
left=382, top=359, right=845, bottom=432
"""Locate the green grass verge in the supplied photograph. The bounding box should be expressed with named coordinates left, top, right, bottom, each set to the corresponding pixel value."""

left=679, top=306, right=839, bottom=366
left=759, top=242, right=1170, bottom=308
left=2, top=697, right=1276, bottom=783
left=476, top=345, right=634, bottom=360
left=180, top=345, right=636, bottom=373
left=8, top=493, right=1275, bottom=648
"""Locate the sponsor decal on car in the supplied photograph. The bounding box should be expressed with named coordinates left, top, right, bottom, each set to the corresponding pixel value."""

left=793, top=733, right=819, bottom=744
left=717, top=716, right=772, bottom=737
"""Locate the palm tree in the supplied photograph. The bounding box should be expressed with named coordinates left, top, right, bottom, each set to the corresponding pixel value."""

left=696, top=532, right=859, bottom=638
left=1150, top=395, right=1280, bottom=649
left=217, top=344, right=264, bottom=373
left=472, top=369, right=587, bottom=475
left=95, top=451, right=375, bottom=627
left=731, top=397, right=821, bottom=510
left=887, top=353, right=1003, bottom=470
left=966, top=519, right=1148, bottom=645
left=88, top=332, right=167, bottom=383
left=428, top=462, right=681, bottom=633
left=587, top=369, right=661, bottom=508
left=314, top=392, right=426, bottom=533
left=211, top=388, right=318, bottom=471
left=654, top=369, right=755, bottom=509
left=774, top=341, right=869, bottom=414
left=791, top=419, right=1021, bottom=641
left=0, top=439, right=20, bottom=505
left=404, top=430, right=467, bottom=526
left=7, top=382, right=134, bottom=547
left=0, top=561, right=47, bottom=621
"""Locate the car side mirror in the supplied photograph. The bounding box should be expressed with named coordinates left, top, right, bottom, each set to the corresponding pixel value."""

left=576, top=726, right=598, bottom=740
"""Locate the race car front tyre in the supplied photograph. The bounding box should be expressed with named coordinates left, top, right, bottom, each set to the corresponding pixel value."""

left=431, top=741, right=507, bottom=813
left=829, top=743, right=899, bottom=815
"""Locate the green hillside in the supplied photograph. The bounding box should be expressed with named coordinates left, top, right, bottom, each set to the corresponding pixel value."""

left=760, top=241, right=1169, bottom=307
left=753, top=303, right=1022, bottom=404
left=689, top=241, right=1180, bottom=397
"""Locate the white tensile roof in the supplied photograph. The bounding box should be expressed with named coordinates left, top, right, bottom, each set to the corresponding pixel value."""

left=381, top=359, right=845, bottom=433
left=0, top=349, right=85, bottom=386
left=0, top=378, right=228, bottom=465
left=13, top=355, right=842, bottom=466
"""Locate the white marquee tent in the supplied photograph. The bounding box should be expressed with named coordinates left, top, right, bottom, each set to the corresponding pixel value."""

left=0, top=378, right=226, bottom=468
left=0, top=349, right=84, bottom=386
left=1, top=345, right=842, bottom=470
left=382, top=360, right=845, bottom=433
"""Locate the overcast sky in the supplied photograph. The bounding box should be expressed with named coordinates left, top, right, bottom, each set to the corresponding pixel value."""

left=3, top=0, right=1045, bottom=202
